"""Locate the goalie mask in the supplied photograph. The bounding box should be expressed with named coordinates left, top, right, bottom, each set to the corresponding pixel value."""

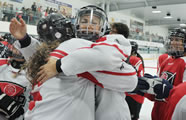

left=37, top=13, right=74, bottom=43
left=75, top=5, right=110, bottom=41
left=165, top=29, right=186, bottom=58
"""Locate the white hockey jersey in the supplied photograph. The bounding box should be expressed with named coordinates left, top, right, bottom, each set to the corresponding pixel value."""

left=15, top=34, right=137, bottom=120
left=0, top=58, right=31, bottom=120
left=51, top=34, right=137, bottom=120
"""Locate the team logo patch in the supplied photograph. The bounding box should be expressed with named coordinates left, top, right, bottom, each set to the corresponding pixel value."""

left=4, top=84, right=16, bottom=96
left=0, top=81, right=25, bottom=96
left=160, top=71, right=176, bottom=85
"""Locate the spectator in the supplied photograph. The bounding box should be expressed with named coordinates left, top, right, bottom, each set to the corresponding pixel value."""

left=49, top=7, right=53, bottom=14
left=31, top=2, right=37, bottom=16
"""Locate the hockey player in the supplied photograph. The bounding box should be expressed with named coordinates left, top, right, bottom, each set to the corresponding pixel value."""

left=126, top=41, right=145, bottom=120
left=43, top=6, right=136, bottom=120
left=9, top=11, right=137, bottom=120
left=150, top=29, right=186, bottom=120
left=164, top=81, right=186, bottom=120
left=110, top=22, right=145, bottom=120
left=135, top=29, right=186, bottom=120
left=0, top=36, right=31, bottom=120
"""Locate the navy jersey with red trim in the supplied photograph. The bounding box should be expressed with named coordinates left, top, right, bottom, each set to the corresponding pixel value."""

left=126, top=56, right=145, bottom=104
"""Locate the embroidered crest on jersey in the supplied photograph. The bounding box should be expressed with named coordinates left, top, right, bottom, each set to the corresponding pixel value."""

left=160, top=71, right=176, bottom=85
left=0, top=81, right=25, bottom=96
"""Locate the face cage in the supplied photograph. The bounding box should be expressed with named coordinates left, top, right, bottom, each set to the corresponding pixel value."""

left=166, top=37, right=185, bottom=58
left=75, top=8, right=108, bottom=41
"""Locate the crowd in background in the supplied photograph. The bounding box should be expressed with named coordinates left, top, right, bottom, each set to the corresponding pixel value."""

left=0, top=1, right=165, bottom=44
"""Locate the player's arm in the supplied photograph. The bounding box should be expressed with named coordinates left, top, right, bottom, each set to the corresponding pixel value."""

left=36, top=45, right=118, bottom=83
left=9, top=18, right=40, bottom=61
left=41, top=44, right=137, bottom=92
left=90, top=62, right=138, bottom=92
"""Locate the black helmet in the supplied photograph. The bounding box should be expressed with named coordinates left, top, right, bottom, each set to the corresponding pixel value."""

left=74, top=5, right=110, bottom=41
left=165, top=29, right=186, bottom=58
left=130, top=41, right=138, bottom=55
left=37, top=13, right=74, bottom=43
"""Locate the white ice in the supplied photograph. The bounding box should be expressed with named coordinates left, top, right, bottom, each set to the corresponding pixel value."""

left=139, top=58, right=158, bottom=120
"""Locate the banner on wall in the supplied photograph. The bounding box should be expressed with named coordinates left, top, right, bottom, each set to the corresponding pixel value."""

left=59, top=3, right=72, bottom=17
left=45, top=0, right=72, bottom=17
left=10, top=0, right=23, bottom=3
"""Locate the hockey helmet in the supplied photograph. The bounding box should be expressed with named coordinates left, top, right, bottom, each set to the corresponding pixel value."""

left=74, top=5, right=110, bottom=41
left=165, top=29, right=186, bottom=58
left=130, top=41, right=138, bottom=55
left=37, top=13, right=74, bottom=43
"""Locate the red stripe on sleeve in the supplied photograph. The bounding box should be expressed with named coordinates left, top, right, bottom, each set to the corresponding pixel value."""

left=97, top=71, right=136, bottom=76
left=53, top=50, right=68, bottom=56
left=50, top=53, right=65, bottom=59
left=78, top=72, right=104, bottom=88
left=90, top=43, right=128, bottom=58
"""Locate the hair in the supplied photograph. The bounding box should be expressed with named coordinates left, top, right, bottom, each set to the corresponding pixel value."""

left=111, top=23, right=129, bottom=38
left=26, top=41, right=60, bottom=85
left=136, top=53, right=145, bottom=68
left=111, top=22, right=144, bottom=69
left=130, top=45, right=145, bottom=69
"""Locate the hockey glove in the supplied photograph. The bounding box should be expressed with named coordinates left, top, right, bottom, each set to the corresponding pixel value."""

left=133, top=73, right=162, bottom=95
left=153, top=79, right=173, bottom=100
left=130, top=77, right=150, bottom=96
left=0, top=92, right=24, bottom=120
left=144, top=73, right=158, bottom=78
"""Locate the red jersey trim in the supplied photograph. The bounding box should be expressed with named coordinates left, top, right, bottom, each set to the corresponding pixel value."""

left=50, top=53, right=64, bottom=59
left=95, top=37, right=107, bottom=42
left=90, top=43, right=129, bottom=58
left=0, top=59, right=8, bottom=66
left=52, top=50, right=68, bottom=56
left=78, top=72, right=104, bottom=88
left=97, top=71, right=136, bottom=76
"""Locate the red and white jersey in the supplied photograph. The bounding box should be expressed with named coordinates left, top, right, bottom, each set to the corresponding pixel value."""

left=148, top=53, right=186, bottom=120
left=126, top=56, right=145, bottom=104
left=17, top=35, right=137, bottom=120
left=56, top=35, right=137, bottom=92
left=164, top=82, right=186, bottom=120
left=0, top=58, right=31, bottom=120
left=91, top=35, right=137, bottom=120
left=51, top=35, right=137, bottom=120
left=157, top=53, right=186, bottom=84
